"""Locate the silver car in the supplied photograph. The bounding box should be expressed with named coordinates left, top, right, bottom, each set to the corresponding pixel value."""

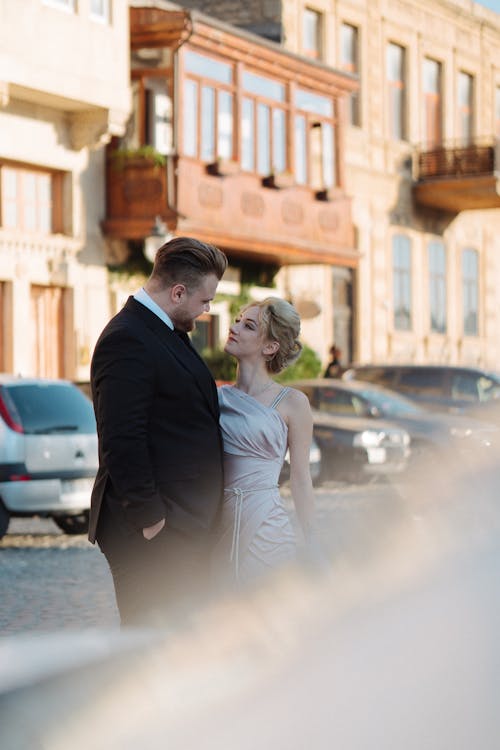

left=0, top=376, right=97, bottom=538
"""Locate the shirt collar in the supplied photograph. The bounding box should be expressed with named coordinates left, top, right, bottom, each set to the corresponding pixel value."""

left=134, top=287, right=174, bottom=330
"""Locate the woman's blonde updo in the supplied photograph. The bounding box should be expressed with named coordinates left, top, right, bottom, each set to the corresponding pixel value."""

left=241, top=297, right=303, bottom=374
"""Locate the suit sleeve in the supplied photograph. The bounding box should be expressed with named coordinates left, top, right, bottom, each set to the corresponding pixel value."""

left=92, top=327, right=166, bottom=530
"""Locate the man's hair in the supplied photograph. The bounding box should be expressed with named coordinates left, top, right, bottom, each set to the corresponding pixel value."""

left=150, top=237, right=227, bottom=289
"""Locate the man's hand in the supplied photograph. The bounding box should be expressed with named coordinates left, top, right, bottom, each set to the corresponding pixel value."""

left=142, top=518, right=166, bottom=540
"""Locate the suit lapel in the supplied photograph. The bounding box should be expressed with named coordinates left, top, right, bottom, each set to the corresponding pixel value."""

left=124, top=297, right=219, bottom=418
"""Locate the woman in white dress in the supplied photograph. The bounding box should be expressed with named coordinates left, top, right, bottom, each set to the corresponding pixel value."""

left=215, top=297, right=317, bottom=586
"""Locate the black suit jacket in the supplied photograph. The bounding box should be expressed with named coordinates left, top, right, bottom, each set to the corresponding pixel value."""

left=88, top=297, right=224, bottom=544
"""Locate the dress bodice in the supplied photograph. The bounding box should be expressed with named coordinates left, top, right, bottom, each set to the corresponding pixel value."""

left=218, top=385, right=288, bottom=491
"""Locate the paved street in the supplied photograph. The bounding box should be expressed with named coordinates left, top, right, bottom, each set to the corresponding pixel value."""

left=2, top=469, right=500, bottom=749
left=0, top=480, right=406, bottom=635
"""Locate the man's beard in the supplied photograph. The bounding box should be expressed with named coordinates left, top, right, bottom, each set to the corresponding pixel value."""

left=171, top=314, right=196, bottom=333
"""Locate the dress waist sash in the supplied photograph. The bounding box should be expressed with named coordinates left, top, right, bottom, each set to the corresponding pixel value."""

left=224, top=485, right=278, bottom=579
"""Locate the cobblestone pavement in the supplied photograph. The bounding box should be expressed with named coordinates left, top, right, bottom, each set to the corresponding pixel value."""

left=0, top=481, right=405, bottom=636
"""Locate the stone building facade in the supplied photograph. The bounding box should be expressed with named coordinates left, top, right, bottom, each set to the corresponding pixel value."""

left=174, top=0, right=500, bottom=372
left=0, top=0, right=130, bottom=379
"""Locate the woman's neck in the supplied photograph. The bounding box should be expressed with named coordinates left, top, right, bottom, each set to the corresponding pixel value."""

left=235, top=363, right=274, bottom=396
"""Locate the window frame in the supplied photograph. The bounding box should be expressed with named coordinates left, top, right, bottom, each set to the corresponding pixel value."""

left=495, top=85, right=500, bottom=137
left=392, top=234, right=412, bottom=331
left=462, top=248, right=479, bottom=337
left=303, top=7, right=323, bottom=60
left=0, top=163, right=64, bottom=235
left=458, top=71, right=474, bottom=144
left=89, top=0, right=110, bottom=24
left=340, top=22, right=361, bottom=127
left=178, top=47, right=340, bottom=190
left=387, top=42, right=407, bottom=141
left=423, top=57, right=443, bottom=147
left=428, top=239, right=447, bottom=334
left=42, top=0, right=75, bottom=12
left=181, top=50, right=236, bottom=165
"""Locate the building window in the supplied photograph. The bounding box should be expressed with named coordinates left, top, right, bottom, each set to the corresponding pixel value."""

left=340, top=23, right=360, bottom=126
left=393, top=235, right=412, bottom=331
left=458, top=71, right=474, bottom=144
left=0, top=165, right=62, bottom=234
left=242, top=71, right=287, bottom=175
left=387, top=43, right=406, bottom=141
left=462, top=248, right=479, bottom=336
left=90, top=0, right=110, bottom=23
left=495, top=86, right=500, bottom=137
left=303, top=8, right=323, bottom=60
left=428, top=240, right=446, bottom=334
left=423, top=58, right=442, bottom=147
left=182, top=50, right=234, bottom=163
left=180, top=47, right=338, bottom=188
left=294, top=88, right=337, bottom=189
left=42, top=0, right=75, bottom=11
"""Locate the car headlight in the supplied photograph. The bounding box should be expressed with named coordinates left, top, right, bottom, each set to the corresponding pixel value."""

left=449, top=426, right=472, bottom=439
left=309, top=442, right=322, bottom=463
left=353, top=430, right=386, bottom=448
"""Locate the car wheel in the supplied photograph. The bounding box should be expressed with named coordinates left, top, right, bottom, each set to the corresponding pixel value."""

left=0, top=502, right=10, bottom=539
left=53, top=511, right=89, bottom=535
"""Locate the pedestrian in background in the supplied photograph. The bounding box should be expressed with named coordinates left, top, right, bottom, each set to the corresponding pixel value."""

left=323, top=344, right=343, bottom=378
left=88, top=236, right=227, bottom=627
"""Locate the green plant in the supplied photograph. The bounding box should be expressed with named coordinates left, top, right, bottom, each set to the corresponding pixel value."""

left=111, top=145, right=166, bottom=170
left=202, top=348, right=237, bottom=382
left=275, top=342, right=322, bottom=383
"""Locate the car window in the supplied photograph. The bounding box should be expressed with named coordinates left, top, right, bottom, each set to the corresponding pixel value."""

left=478, top=376, right=500, bottom=403
left=397, top=368, right=443, bottom=395
left=450, top=372, right=480, bottom=402
left=3, top=382, right=96, bottom=434
left=317, top=388, right=357, bottom=415
left=358, top=387, right=420, bottom=416
left=353, top=368, right=396, bottom=388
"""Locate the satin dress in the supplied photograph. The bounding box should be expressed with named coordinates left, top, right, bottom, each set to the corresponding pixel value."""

left=215, top=384, right=297, bottom=585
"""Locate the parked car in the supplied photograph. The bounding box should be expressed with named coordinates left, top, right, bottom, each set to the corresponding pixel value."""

left=292, top=378, right=498, bottom=477
left=342, top=364, right=500, bottom=414
left=282, top=381, right=410, bottom=482
left=0, top=376, right=98, bottom=539
left=280, top=437, right=322, bottom=486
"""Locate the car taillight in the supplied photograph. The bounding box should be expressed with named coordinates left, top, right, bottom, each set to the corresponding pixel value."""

left=0, top=387, right=24, bottom=433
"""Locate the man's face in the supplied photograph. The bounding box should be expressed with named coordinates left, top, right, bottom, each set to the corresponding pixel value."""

left=171, top=273, right=219, bottom=332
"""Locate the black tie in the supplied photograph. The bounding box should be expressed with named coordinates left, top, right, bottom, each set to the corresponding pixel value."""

left=174, top=328, right=191, bottom=347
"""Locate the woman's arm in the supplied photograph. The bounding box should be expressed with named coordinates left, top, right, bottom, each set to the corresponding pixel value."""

left=281, top=389, right=316, bottom=541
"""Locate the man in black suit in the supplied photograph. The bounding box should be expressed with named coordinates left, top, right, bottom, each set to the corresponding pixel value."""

left=89, top=236, right=228, bottom=626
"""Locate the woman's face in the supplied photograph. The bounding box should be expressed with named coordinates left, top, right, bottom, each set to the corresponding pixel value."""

left=224, top=305, right=265, bottom=358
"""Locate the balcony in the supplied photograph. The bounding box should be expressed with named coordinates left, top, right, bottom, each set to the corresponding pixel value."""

left=102, top=144, right=176, bottom=239
left=102, top=143, right=358, bottom=266
left=413, top=138, right=500, bottom=212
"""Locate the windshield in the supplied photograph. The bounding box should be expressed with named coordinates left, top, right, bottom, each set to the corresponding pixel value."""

left=479, top=375, right=500, bottom=402
left=357, top=388, right=422, bottom=416
left=4, top=382, right=96, bottom=434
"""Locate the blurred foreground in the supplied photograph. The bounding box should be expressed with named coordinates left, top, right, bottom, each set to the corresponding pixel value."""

left=1, top=458, right=500, bottom=749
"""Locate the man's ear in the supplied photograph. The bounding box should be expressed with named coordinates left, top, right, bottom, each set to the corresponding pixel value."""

left=171, top=283, right=186, bottom=303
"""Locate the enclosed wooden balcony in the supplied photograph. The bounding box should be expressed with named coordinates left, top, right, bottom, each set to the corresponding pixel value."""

left=413, top=138, right=500, bottom=212
left=102, top=143, right=356, bottom=267
left=102, top=144, right=177, bottom=239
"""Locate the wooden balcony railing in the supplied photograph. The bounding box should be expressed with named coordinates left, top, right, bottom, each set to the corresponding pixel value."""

left=416, top=139, right=497, bottom=180
left=413, top=138, right=500, bottom=212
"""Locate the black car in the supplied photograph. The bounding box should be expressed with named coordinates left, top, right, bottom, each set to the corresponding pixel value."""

left=286, top=381, right=411, bottom=483
left=292, top=378, right=498, bottom=476
left=342, top=364, right=500, bottom=415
